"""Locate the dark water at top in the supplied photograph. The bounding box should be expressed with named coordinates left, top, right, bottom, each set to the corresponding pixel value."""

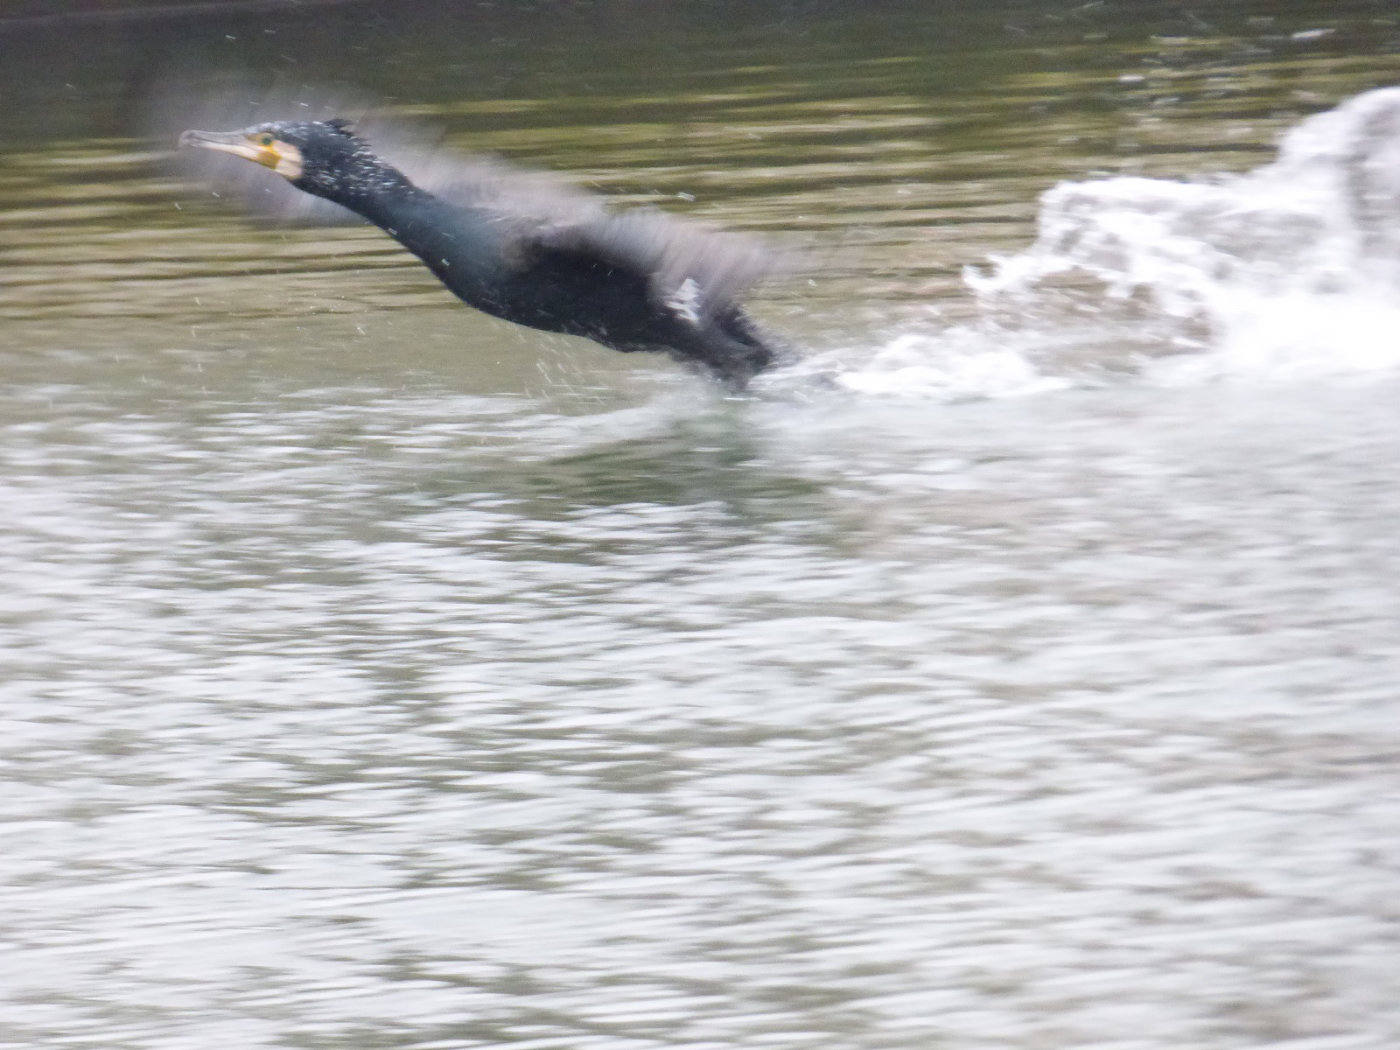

left=2, top=3, right=1400, bottom=1049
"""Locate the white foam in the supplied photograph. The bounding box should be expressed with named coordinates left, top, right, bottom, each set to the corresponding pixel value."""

left=835, top=86, right=1400, bottom=399
left=834, top=329, right=1069, bottom=400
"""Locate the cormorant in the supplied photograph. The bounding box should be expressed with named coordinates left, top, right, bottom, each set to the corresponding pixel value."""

left=180, top=119, right=787, bottom=387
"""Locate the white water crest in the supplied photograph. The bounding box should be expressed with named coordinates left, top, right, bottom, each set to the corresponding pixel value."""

left=842, top=86, right=1400, bottom=398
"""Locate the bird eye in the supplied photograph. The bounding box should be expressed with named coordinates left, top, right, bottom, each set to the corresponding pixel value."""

left=259, top=135, right=274, bottom=146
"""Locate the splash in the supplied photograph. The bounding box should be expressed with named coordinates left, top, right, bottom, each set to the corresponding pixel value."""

left=974, top=86, right=1400, bottom=382
left=826, top=324, right=1072, bottom=401
left=842, top=86, right=1400, bottom=398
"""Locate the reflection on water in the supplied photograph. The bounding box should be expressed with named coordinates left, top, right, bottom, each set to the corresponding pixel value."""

left=3, top=3, right=1400, bottom=1049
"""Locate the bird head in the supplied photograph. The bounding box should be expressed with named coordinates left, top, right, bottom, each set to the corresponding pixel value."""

left=179, top=118, right=368, bottom=196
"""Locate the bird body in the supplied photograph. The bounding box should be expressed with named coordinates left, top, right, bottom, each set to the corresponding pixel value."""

left=181, top=120, right=785, bottom=386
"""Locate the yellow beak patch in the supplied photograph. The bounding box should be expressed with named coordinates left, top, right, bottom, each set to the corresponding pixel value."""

left=180, top=128, right=304, bottom=181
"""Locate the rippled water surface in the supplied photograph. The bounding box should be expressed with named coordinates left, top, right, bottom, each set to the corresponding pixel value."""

left=3, top=3, right=1400, bottom=1048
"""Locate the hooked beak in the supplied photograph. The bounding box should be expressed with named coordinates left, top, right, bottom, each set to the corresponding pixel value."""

left=179, top=128, right=303, bottom=179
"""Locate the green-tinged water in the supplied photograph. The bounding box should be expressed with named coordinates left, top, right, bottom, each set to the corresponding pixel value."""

left=2, top=3, right=1399, bottom=1048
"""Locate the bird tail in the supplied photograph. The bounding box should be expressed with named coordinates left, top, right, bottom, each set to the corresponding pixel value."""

left=673, top=307, right=792, bottom=390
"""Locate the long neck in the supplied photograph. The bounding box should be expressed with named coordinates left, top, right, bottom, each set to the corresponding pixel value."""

left=303, top=151, right=506, bottom=307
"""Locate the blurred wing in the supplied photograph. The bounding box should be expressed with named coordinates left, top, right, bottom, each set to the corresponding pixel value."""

left=524, top=207, right=781, bottom=323
left=413, top=153, right=784, bottom=319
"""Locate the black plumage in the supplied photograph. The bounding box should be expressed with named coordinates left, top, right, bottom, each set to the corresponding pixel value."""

left=180, top=119, right=787, bottom=386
